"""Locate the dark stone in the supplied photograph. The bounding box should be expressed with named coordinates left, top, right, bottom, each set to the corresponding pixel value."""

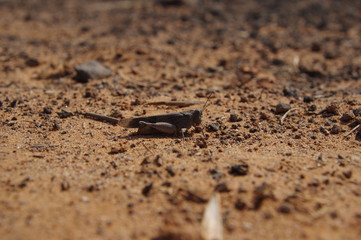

left=208, top=169, right=223, bottom=179
left=329, top=125, right=342, bottom=134
left=229, top=113, right=242, bottom=122
left=166, top=166, right=176, bottom=177
left=25, top=58, right=40, bottom=67
left=43, top=107, right=52, bottom=114
left=259, top=112, right=269, bottom=120
left=214, top=181, right=230, bottom=192
left=308, top=105, right=317, bottom=111
left=234, top=199, right=247, bottom=210
left=249, top=128, right=258, bottom=133
left=153, top=155, right=162, bottom=167
left=277, top=203, right=293, bottom=214
left=142, top=183, right=153, bottom=196
left=252, top=183, right=274, bottom=210
left=172, top=84, right=183, bottom=90
left=272, top=59, right=284, bottom=66
left=342, top=170, right=352, bottom=179
left=283, top=87, right=297, bottom=97
left=207, top=123, right=219, bottom=132
left=229, top=164, right=249, bottom=176
left=275, top=103, right=291, bottom=114
left=303, top=96, right=314, bottom=103
left=353, top=108, right=361, bottom=117
left=9, top=99, right=18, bottom=108
left=61, top=181, right=70, bottom=191
left=74, top=61, right=112, bottom=83
left=324, top=103, right=340, bottom=115
left=340, top=112, right=355, bottom=122
left=183, top=190, right=207, bottom=203
left=51, top=121, right=61, bottom=131
left=84, top=89, right=96, bottom=98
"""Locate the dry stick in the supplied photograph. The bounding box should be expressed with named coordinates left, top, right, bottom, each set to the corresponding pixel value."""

left=82, top=112, right=120, bottom=125
left=280, top=108, right=301, bottom=125
left=141, top=141, right=154, bottom=155
left=344, top=124, right=361, bottom=138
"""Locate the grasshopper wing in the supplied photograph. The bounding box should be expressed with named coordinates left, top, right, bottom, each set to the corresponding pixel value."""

left=118, top=110, right=194, bottom=129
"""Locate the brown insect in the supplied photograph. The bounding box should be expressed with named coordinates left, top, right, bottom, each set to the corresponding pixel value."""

left=83, top=94, right=212, bottom=136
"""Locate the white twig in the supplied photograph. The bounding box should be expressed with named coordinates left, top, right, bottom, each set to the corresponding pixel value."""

left=281, top=108, right=301, bottom=125
left=344, top=124, right=361, bottom=138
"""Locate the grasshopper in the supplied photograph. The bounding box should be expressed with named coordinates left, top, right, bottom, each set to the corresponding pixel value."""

left=83, top=93, right=212, bottom=136
left=122, top=95, right=212, bottom=135
left=83, top=94, right=212, bottom=136
left=118, top=109, right=202, bottom=135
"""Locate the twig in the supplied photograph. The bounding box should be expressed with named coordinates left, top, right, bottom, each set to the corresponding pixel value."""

left=82, top=112, right=120, bottom=125
left=344, top=124, right=361, bottom=138
left=141, top=141, right=154, bottom=154
left=280, top=108, right=301, bottom=125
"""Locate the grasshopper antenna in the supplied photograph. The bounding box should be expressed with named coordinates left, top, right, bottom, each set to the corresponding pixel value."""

left=200, top=92, right=213, bottom=139
left=202, top=92, right=214, bottom=113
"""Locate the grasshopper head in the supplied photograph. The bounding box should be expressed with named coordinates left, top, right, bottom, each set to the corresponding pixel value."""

left=192, top=109, right=202, bottom=126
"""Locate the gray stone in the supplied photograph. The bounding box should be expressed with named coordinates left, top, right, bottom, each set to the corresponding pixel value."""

left=74, top=61, right=112, bottom=83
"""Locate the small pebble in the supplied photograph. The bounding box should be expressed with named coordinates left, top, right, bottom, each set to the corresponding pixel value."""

left=214, top=181, right=230, bottom=192
left=277, top=203, right=293, bottom=214
left=207, top=123, right=219, bottom=132
left=153, top=155, right=162, bottom=167
left=283, top=87, right=297, bottom=97
left=229, top=113, right=242, bottom=122
left=330, top=125, right=342, bottom=134
left=340, top=112, right=355, bottom=122
left=229, top=164, right=249, bottom=176
left=25, top=58, right=40, bottom=67
left=166, top=166, right=176, bottom=177
left=342, top=170, right=352, bottom=179
left=142, top=183, right=153, bottom=196
left=43, top=107, right=52, bottom=114
left=74, top=61, right=112, bottom=83
left=234, top=199, right=247, bottom=211
left=303, top=96, right=314, bottom=103
left=259, top=112, right=269, bottom=120
left=324, top=102, right=340, bottom=115
left=208, top=169, right=223, bottom=179
left=352, top=107, right=361, bottom=117
left=275, top=103, right=291, bottom=114
left=308, top=105, right=317, bottom=111
left=9, top=99, right=18, bottom=108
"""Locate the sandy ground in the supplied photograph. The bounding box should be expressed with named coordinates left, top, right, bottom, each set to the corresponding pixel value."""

left=0, top=0, right=361, bottom=239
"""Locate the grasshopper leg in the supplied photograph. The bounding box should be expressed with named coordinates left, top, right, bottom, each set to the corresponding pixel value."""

left=139, top=121, right=177, bottom=135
